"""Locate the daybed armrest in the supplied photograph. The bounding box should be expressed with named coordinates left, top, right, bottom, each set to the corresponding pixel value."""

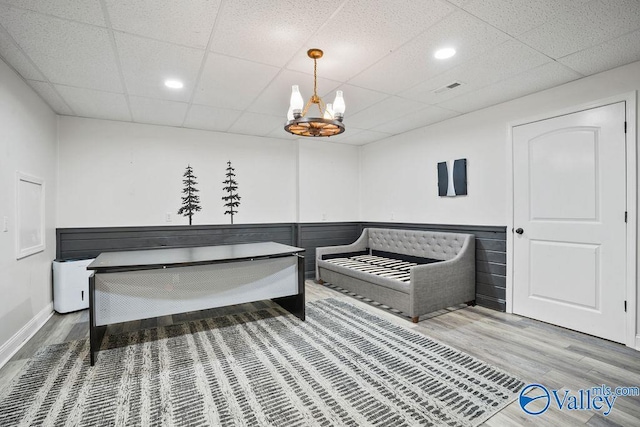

left=409, top=235, right=475, bottom=316
left=315, top=228, right=369, bottom=279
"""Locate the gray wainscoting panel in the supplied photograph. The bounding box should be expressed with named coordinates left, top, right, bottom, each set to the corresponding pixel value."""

left=361, top=222, right=507, bottom=312
left=56, top=224, right=297, bottom=260
left=296, top=222, right=363, bottom=280
left=56, top=221, right=507, bottom=312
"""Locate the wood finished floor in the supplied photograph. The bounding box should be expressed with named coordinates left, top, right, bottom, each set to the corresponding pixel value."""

left=1, top=280, right=639, bottom=426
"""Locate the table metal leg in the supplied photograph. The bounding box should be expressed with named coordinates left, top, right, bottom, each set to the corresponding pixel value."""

left=273, top=254, right=305, bottom=321
left=89, top=273, right=107, bottom=366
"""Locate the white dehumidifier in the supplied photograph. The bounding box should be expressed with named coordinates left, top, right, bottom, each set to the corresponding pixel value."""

left=52, top=258, right=95, bottom=313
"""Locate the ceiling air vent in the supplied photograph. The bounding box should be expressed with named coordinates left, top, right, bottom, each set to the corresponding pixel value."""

left=433, top=81, right=463, bottom=94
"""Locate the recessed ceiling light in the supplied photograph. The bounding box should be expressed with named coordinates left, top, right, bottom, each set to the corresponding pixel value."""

left=164, top=79, right=184, bottom=89
left=434, top=48, right=456, bottom=60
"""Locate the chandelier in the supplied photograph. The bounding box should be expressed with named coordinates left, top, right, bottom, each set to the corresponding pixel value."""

left=284, top=49, right=345, bottom=137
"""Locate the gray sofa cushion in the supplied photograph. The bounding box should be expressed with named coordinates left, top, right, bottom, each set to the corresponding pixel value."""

left=368, top=228, right=468, bottom=261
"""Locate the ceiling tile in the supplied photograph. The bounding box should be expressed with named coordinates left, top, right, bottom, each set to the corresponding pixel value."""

left=0, top=0, right=638, bottom=143
left=286, top=0, right=456, bottom=82
left=0, top=25, right=42, bottom=80
left=458, top=39, right=554, bottom=83
left=115, top=32, right=204, bottom=102
left=184, top=104, right=243, bottom=132
left=129, top=96, right=188, bottom=127
left=402, top=40, right=553, bottom=104
left=56, top=85, right=131, bottom=121
left=227, top=111, right=282, bottom=137
left=330, top=84, right=389, bottom=116
left=0, top=5, right=122, bottom=92
left=193, top=53, right=280, bottom=110
left=0, top=0, right=105, bottom=26
left=400, top=71, right=481, bottom=106
left=347, top=96, right=430, bottom=129
left=437, top=61, right=582, bottom=113
left=558, top=29, right=640, bottom=75
left=105, top=0, right=220, bottom=49
left=449, top=0, right=591, bottom=6
left=371, top=105, right=460, bottom=134
left=209, top=0, right=344, bottom=67
left=517, top=0, right=640, bottom=59
left=349, top=10, right=509, bottom=93
left=266, top=126, right=298, bottom=140
left=27, top=80, right=73, bottom=115
left=303, top=127, right=363, bottom=143
left=337, top=129, right=391, bottom=146
left=246, top=69, right=341, bottom=116
left=458, top=0, right=585, bottom=36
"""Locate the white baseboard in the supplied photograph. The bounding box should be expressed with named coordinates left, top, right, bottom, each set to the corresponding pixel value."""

left=636, top=335, right=640, bottom=351
left=0, top=303, right=53, bottom=369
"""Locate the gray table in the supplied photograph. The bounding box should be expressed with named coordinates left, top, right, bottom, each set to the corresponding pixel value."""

left=87, top=242, right=305, bottom=365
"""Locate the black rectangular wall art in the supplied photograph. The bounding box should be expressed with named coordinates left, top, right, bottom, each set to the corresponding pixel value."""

left=437, top=162, right=449, bottom=196
left=437, top=158, right=467, bottom=197
left=453, top=158, right=467, bottom=195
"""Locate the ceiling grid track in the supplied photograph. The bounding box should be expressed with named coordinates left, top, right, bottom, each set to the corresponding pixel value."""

left=98, top=0, right=133, bottom=122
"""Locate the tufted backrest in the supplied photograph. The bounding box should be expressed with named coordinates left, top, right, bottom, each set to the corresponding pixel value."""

left=367, top=228, right=472, bottom=261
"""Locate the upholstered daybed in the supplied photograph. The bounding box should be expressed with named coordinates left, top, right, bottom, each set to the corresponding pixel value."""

left=316, top=228, right=475, bottom=322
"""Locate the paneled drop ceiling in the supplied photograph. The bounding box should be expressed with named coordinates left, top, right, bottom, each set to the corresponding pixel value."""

left=1, top=0, right=639, bottom=145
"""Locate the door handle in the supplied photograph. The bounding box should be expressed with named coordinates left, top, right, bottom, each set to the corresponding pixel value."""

left=515, top=228, right=524, bottom=235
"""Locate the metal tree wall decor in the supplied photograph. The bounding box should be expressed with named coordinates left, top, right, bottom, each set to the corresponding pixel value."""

left=222, top=160, right=241, bottom=224
left=177, top=164, right=201, bottom=225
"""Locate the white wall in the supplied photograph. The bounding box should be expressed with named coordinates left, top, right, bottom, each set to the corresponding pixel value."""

left=362, top=61, right=640, bottom=227
left=58, top=118, right=362, bottom=227
left=361, top=118, right=504, bottom=225
left=298, top=140, right=360, bottom=222
left=1, top=96, right=360, bottom=358
left=57, top=118, right=301, bottom=227
left=360, top=60, right=640, bottom=342
left=0, top=59, right=57, bottom=361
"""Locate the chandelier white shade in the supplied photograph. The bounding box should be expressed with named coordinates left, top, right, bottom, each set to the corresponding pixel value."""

left=284, top=49, right=345, bottom=137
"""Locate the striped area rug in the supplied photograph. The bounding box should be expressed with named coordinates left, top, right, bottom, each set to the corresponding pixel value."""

left=0, top=299, right=523, bottom=426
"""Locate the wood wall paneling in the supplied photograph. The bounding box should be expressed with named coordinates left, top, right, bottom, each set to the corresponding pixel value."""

left=56, top=224, right=297, bottom=260
left=57, top=221, right=507, bottom=312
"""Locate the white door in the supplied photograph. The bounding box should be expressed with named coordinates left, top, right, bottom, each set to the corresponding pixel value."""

left=512, top=102, right=627, bottom=343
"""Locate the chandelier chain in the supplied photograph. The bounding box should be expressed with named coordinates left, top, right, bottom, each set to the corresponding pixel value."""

left=313, top=58, right=318, bottom=97
left=313, top=57, right=324, bottom=115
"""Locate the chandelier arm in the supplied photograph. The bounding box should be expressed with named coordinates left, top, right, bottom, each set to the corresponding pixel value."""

left=317, top=98, right=325, bottom=116
left=302, top=98, right=314, bottom=117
